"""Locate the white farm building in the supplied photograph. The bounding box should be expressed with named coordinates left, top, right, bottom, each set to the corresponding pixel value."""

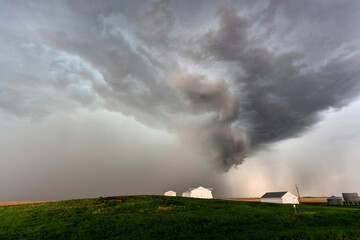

left=164, top=190, right=176, bottom=197
left=182, top=186, right=213, bottom=199
left=261, top=191, right=299, bottom=204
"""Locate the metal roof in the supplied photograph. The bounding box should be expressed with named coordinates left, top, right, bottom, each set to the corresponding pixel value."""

left=328, top=195, right=341, bottom=200
left=188, top=186, right=213, bottom=191
left=261, top=191, right=288, bottom=198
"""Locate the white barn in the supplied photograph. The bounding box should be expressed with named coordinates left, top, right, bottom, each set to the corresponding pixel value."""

left=261, top=191, right=299, bottom=204
left=182, top=186, right=213, bottom=199
left=164, top=190, right=176, bottom=197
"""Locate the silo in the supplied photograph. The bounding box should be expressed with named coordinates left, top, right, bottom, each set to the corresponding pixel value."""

left=342, top=193, right=359, bottom=205
left=327, top=196, right=343, bottom=206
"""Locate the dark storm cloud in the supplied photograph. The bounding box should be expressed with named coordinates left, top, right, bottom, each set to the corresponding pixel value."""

left=191, top=3, right=360, bottom=152
left=0, top=0, right=360, bottom=172
left=136, top=0, right=175, bottom=48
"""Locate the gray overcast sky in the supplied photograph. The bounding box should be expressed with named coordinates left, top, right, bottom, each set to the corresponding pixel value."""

left=0, top=0, right=360, bottom=200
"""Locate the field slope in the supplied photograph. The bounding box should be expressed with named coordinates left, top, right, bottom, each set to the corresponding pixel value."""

left=1, top=195, right=360, bottom=239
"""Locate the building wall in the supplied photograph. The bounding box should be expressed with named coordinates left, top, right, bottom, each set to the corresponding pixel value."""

left=164, top=191, right=176, bottom=197
left=282, top=192, right=299, bottom=204
left=190, top=189, right=213, bottom=199
left=182, top=192, right=190, bottom=197
left=261, top=198, right=283, bottom=204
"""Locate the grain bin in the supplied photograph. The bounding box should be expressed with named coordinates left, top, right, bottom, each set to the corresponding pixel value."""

left=327, top=196, right=343, bottom=206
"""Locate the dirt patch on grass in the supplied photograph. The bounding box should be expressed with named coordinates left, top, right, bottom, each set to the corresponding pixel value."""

left=156, top=206, right=176, bottom=212
left=222, top=197, right=330, bottom=203
left=300, top=198, right=329, bottom=203
left=0, top=201, right=55, bottom=206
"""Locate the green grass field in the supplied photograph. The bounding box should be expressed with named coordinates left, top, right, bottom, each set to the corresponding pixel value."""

left=1, top=195, right=360, bottom=239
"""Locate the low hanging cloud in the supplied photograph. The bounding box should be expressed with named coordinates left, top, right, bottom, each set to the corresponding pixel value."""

left=167, top=73, right=248, bottom=171
left=167, top=74, right=236, bottom=121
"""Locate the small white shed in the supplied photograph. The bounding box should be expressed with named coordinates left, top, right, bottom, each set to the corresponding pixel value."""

left=182, top=186, right=213, bottom=199
left=164, top=190, right=176, bottom=197
left=261, top=191, right=299, bottom=204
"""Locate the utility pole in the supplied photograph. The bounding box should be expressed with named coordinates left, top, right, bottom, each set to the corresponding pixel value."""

left=295, top=184, right=301, bottom=204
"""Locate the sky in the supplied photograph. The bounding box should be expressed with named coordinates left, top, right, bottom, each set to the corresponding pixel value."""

left=0, top=0, right=360, bottom=200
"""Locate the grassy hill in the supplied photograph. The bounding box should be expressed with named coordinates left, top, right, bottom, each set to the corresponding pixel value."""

left=1, top=195, right=360, bottom=239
